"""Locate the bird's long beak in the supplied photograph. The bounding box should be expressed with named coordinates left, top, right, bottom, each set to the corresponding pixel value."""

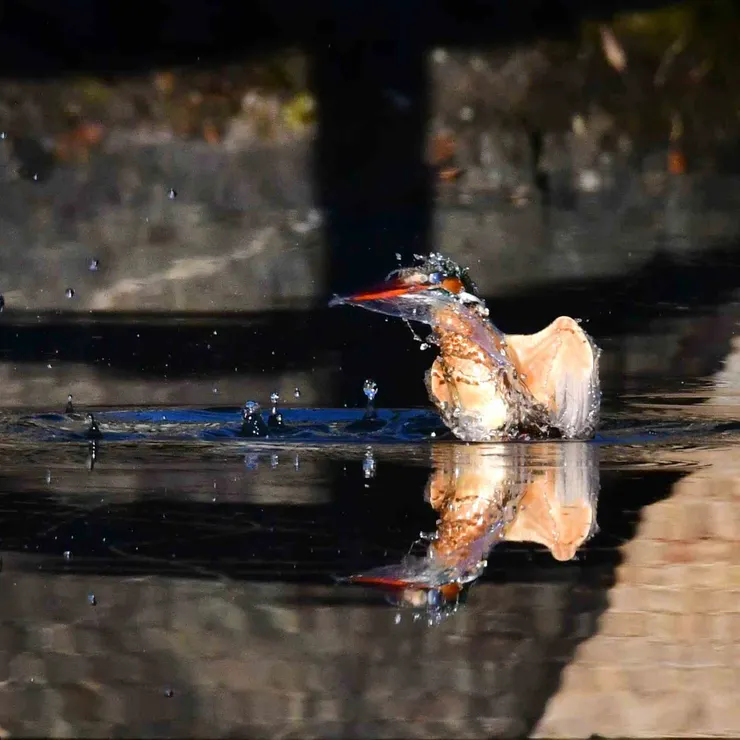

left=333, top=276, right=422, bottom=304
left=329, top=275, right=464, bottom=307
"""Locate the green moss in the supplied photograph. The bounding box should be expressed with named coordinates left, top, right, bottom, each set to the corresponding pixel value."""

left=74, top=78, right=114, bottom=104
left=282, top=92, right=316, bottom=132
left=611, top=0, right=740, bottom=58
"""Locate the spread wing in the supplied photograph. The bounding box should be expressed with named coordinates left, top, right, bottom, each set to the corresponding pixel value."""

left=507, top=317, right=601, bottom=438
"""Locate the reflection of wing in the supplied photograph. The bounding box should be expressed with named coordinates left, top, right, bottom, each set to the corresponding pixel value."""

left=505, top=443, right=599, bottom=560
left=507, top=317, right=601, bottom=438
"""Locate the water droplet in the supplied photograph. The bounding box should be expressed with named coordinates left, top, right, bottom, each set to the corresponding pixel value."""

left=0, top=132, right=6, bottom=140
left=45, top=470, right=51, bottom=484
left=168, top=188, right=177, bottom=200
left=241, top=400, right=268, bottom=437
left=395, top=252, right=402, bottom=261
left=86, top=442, right=98, bottom=471
left=267, top=411, right=285, bottom=432
left=88, top=258, right=100, bottom=271
left=65, top=288, right=75, bottom=299
left=363, top=379, right=378, bottom=402
left=242, top=400, right=260, bottom=417
left=88, top=593, right=97, bottom=606
left=432, top=48, right=447, bottom=64
left=244, top=453, right=260, bottom=470
left=419, top=342, right=429, bottom=351
left=85, top=413, right=102, bottom=440
left=270, top=454, right=279, bottom=469
left=0, top=295, right=5, bottom=312
left=32, top=173, right=38, bottom=182
left=363, top=448, right=376, bottom=479
left=164, top=687, right=174, bottom=698
left=270, top=391, right=280, bottom=405
left=65, top=394, right=74, bottom=413
left=394, top=613, right=402, bottom=624
left=63, top=550, right=71, bottom=560
left=293, top=387, right=301, bottom=399
left=212, top=386, right=218, bottom=394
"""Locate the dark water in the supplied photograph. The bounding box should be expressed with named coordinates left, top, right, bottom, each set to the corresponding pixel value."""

left=0, top=370, right=738, bottom=737
left=0, top=230, right=740, bottom=737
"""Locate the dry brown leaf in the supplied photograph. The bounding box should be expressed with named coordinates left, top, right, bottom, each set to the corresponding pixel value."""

left=599, top=24, right=628, bottom=73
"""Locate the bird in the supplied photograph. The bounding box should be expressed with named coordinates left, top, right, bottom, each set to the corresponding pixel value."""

left=330, top=253, right=601, bottom=442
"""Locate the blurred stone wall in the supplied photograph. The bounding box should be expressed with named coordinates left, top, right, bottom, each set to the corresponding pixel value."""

left=0, top=361, right=324, bottom=410
left=1, top=7, right=740, bottom=314
left=533, top=444, right=740, bottom=738
left=1, top=128, right=739, bottom=313
left=0, top=563, right=602, bottom=738
left=0, top=137, right=322, bottom=313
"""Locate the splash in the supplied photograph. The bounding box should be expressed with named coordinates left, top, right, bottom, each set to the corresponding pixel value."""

left=267, top=392, right=286, bottom=433
left=362, top=379, right=378, bottom=402
left=241, top=400, right=268, bottom=437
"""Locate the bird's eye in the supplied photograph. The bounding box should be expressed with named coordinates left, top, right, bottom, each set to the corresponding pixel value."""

left=428, top=272, right=443, bottom=285
left=426, top=589, right=446, bottom=607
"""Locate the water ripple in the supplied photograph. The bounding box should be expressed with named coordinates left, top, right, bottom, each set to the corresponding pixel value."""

left=3, top=405, right=739, bottom=449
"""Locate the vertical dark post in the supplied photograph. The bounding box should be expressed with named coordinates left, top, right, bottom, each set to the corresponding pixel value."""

left=313, top=5, right=433, bottom=406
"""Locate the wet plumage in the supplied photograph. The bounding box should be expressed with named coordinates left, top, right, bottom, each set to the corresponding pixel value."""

left=330, top=253, right=601, bottom=441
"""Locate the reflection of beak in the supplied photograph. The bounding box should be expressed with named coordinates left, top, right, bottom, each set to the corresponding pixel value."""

left=347, top=573, right=462, bottom=606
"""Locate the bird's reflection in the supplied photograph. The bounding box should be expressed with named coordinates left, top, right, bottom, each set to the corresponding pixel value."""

left=347, top=442, right=599, bottom=616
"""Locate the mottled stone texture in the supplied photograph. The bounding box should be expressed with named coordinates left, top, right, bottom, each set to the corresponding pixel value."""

left=0, top=139, right=322, bottom=313
left=0, top=135, right=738, bottom=311
left=0, top=567, right=603, bottom=738
left=1, top=51, right=740, bottom=315
left=534, top=446, right=740, bottom=738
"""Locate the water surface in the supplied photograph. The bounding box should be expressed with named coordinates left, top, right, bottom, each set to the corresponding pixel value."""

left=0, top=381, right=738, bottom=737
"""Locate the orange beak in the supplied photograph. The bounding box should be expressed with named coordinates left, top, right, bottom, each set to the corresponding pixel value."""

left=340, top=275, right=465, bottom=303
left=347, top=574, right=463, bottom=602
left=340, top=276, right=424, bottom=303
